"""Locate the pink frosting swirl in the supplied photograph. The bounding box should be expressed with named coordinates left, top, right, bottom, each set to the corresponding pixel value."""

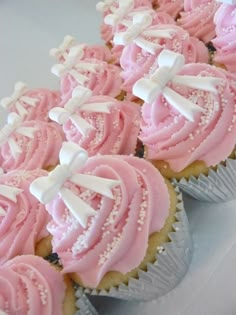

left=5, top=89, right=60, bottom=122
left=140, top=64, right=236, bottom=171
left=0, top=255, right=66, bottom=315
left=46, top=155, right=170, bottom=288
left=60, top=60, right=123, bottom=104
left=177, top=0, right=220, bottom=43
left=0, top=170, right=50, bottom=265
left=156, top=0, right=184, bottom=19
left=120, top=24, right=209, bottom=94
left=62, top=96, right=141, bottom=156
left=212, top=4, right=236, bottom=73
left=0, top=121, right=65, bottom=172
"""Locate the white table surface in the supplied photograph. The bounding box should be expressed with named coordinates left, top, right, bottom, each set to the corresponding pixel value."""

left=1, top=1, right=236, bottom=314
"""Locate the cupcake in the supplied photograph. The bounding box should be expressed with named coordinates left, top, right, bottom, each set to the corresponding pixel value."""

left=0, top=255, right=81, bottom=315
left=30, top=141, right=193, bottom=301
left=50, top=35, right=112, bottom=63
left=0, top=112, right=65, bottom=172
left=0, top=82, right=60, bottom=122
left=49, top=86, right=141, bottom=156
left=211, top=2, right=236, bottom=73
left=177, top=0, right=221, bottom=44
left=51, top=45, right=123, bottom=103
left=133, top=49, right=236, bottom=202
left=0, top=169, right=52, bottom=264
left=115, top=13, right=209, bottom=98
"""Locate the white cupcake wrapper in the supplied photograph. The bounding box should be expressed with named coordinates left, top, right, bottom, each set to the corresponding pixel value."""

left=75, top=288, right=99, bottom=315
left=82, top=187, right=193, bottom=301
left=172, top=157, right=236, bottom=202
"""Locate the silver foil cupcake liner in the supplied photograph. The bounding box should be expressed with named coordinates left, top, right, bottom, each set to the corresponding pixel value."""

left=172, top=156, right=236, bottom=202
left=82, top=187, right=193, bottom=301
left=75, top=288, right=99, bottom=315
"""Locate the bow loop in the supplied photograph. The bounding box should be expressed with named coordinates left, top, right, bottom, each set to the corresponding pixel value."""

left=50, top=35, right=76, bottom=60
left=133, top=49, right=221, bottom=121
left=96, top=0, right=116, bottom=12
left=104, top=0, right=134, bottom=26
left=30, top=142, right=120, bottom=228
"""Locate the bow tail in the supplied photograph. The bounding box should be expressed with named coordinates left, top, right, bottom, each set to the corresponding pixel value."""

left=17, top=127, right=38, bottom=138
left=0, top=206, right=6, bottom=216
left=70, top=115, right=95, bottom=136
left=163, top=86, right=203, bottom=121
left=8, top=138, right=22, bottom=160
left=135, top=36, right=162, bottom=55
left=70, top=69, right=89, bottom=85
left=60, top=187, right=97, bottom=228
left=71, top=174, right=120, bottom=199
left=172, top=76, right=221, bottom=94
left=15, top=101, right=28, bottom=117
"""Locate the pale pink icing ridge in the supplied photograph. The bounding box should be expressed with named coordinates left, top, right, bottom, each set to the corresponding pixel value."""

left=5, top=89, right=60, bottom=122
left=46, top=155, right=170, bottom=288
left=0, top=255, right=66, bottom=315
left=177, top=0, right=221, bottom=43
left=0, top=170, right=50, bottom=265
left=140, top=64, right=236, bottom=171
left=62, top=95, right=141, bottom=156
left=60, top=60, right=123, bottom=104
left=0, top=121, right=65, bottom=172
left=212, top=4, right=236, bottom=73
left=120, top=24, right=209, bottom=94
left=156, top=0, right=184, bottom=19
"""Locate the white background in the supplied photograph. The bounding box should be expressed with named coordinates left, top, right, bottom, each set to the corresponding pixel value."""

left=1, top=1, right=236, bottom=314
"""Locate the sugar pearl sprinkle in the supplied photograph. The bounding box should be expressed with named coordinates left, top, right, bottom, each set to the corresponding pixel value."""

left=98, top=232, right=122, bottom=266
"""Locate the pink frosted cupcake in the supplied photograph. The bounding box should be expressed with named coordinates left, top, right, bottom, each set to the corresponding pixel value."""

left=51, top=46, right=123, bottom=103
left=114, top=13, right=209, bottom=97
left=49, top=86, right=141, bottom=156
left=50, top=35, right=112, bottom=63
left=0, top=82, right=60, bottom=122
left=133, top=49, right=236, bottom=202
left=0, top=113, right=65, bottom=172
left=212, top=2, right=236, bottom=73
left=177, top=0, right=221, bottom=43
left=0, top=169, right=51, bottom=264
left=30, top=142, right=192, bottom=301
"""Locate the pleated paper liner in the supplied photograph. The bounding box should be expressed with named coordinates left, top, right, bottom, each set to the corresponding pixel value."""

left=44, top=254, right=99, bottom=315
left=79, top=187, right=193, bottom=301
left=172, top=155, right=236, bottom=202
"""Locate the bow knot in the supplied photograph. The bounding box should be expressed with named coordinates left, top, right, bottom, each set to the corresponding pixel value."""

left=49, top=86, right=113, bottom=136
left=49, top=35, right=77, bottom=60
left=1, top=82, right=38, bottom=116
left=133, top=50, right=222, bottom=121
left=30, top=142, right=120, bottom=228
left=113, top=14, right=175, bottom=54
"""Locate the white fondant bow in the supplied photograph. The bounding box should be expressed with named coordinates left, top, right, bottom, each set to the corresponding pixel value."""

left=104, top=0, right=134, bottom=26
left=49, top=86, right=114, bottom=136
left=51, top=46, right=99, bottom=85
left=0, top=184, right=23, bottom=216
left=0, top=113, right=38, bottom=159
left=96, top=0, right=117, bottom=12
left=114, top=13, right=175, bottom=54
left=133, top=50, right=222, bottom=121
left=1, top=82, right=38, bottom=117
left=216, top=0, right=236, bottom=4
left=49, top=35, right=77, bottom=60
left=30, top=142, right=120, bottom=228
